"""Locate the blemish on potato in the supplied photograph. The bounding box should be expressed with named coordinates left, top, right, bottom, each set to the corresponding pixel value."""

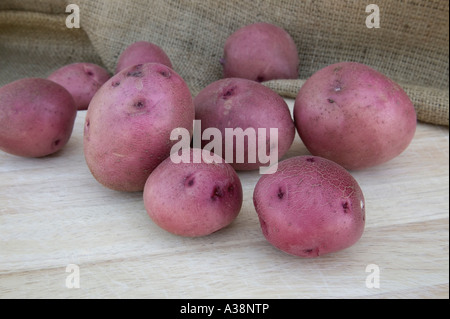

left=223, top=99, right=233, bottom=115
left=112, top=81, right=121, bottom=87
left=184, top=173, right=195, bottom=187
left=127, top=70, right=144, bottom=78
left=126, top=64, right=144, bottom=78
left=159, top=69, right=171, bottom=78
left=342, top=201, right=350, bottom=213
left=333, top=79, right=344, bottom=92
left=222, top=85, right=237, bottom=99
left=211, top=186, right=224, bottom=200
left=133, top=100, right=145, bottom=109
left=303, top=248, right=319, bottom=256
left=135, top=79, right=144, bottom=91
left=277, top=187, right=285, bottom=199
left=112, top=152, right=126, bottom=158
left=84, top=119, right=90, bottom=136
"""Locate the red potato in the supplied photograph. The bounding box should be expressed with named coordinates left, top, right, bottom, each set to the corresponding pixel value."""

left=194, top=78, right=295, bottom=172
left=253, top=155, right=366, bottom=258
left=115, top=41, right=173, bottom=74
left=0, top=78, right=77, bottom=157
left=84, top=63, right=195, bottom=192
left=222, top=22, right=299, bottom=82
left=48, top=62, right=111, bottom=110
left=294, top=62, right=417, bottom=170
left=143, top=148, right=243, bottom=237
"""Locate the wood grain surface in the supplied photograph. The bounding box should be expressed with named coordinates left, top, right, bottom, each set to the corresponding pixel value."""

left=0, top=99, right=448, bottom=299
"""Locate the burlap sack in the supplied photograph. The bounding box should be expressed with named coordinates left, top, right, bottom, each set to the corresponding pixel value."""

left=0, top=0, right=448, bottom=126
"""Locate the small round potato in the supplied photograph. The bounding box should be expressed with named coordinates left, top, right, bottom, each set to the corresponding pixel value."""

left=0, top=78, right=77, bottom=157
left=84, top=63, right=194, bottom=192
left=194, top=78, right=295, bottom=171
left=48, top=62, right=111, bottom=110
left=115, top=41, right=173, bottom=74
left=294, top=62, right=417, bottom=170
left=143, top=148, right=243, bottom=237
left=222, top=22, right=299, bottom=82
left=253, top=155, right=366, bottom=257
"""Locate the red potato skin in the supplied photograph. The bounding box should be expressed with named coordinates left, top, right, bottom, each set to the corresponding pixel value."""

left=84, top=63, right=194, bottom=192
left=0, top=78, right=77, bottom=157
left=48, top=63, right=111, bottom=111
left=294, top=62, right=417, bottom=170
left=222, top=22, right=299, bottom=82
left=115, top=41, right=173, bottom=74
left=253, top=156, right=366, bottom=258
left=194, top=78, right=295, bottom=171
left=143, top=148, right=243, bottom=237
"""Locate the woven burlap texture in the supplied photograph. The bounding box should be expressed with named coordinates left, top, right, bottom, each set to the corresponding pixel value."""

left=0, top=0, right=448, bottom=126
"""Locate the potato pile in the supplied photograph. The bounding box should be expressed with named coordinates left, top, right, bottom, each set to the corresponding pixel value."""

left=0, top=22, right=417, bottom=257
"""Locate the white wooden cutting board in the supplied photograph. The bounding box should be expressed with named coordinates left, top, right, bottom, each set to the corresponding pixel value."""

left=0, top=99, right=448, bottom=299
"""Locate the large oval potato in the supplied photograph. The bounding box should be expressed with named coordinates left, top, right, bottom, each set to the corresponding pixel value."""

left=294, top=62, right=417, bottom=170
left=144, top=148, right=243, bottom=237
left=0, top=78, right=77, bottom=157
left=115, top=41, right=173, bottom=74
left=84, top=63, right=195, bottom=192
left=194, top=78, right=295, bottom=172
left=253, top=155, right=366, bottom=258
left=222, top=22, right=299, bottom=82
left=48, top=62, right=111, bottom=110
